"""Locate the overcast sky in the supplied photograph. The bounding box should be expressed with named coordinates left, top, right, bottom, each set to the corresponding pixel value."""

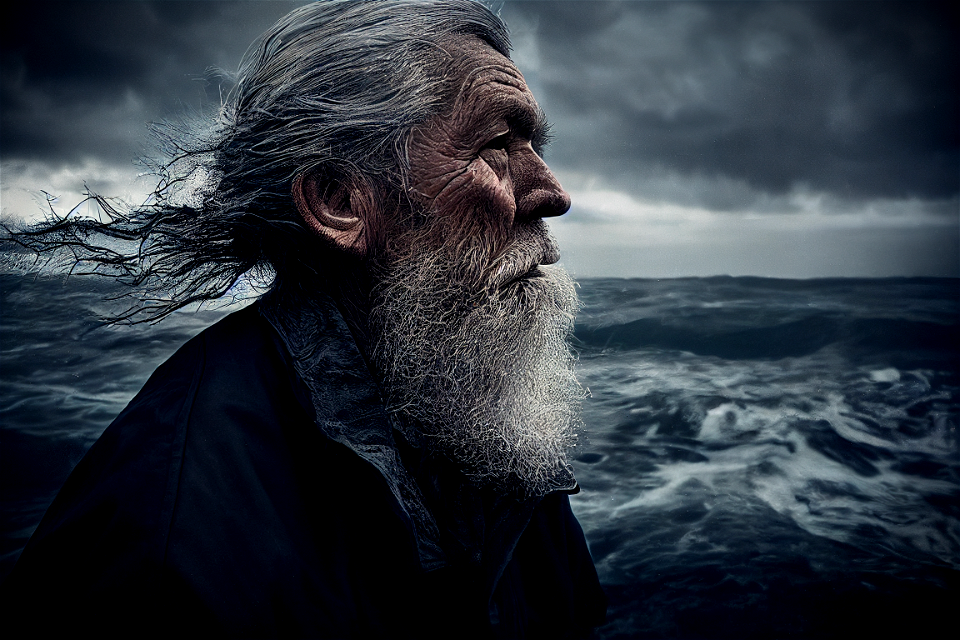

left=2, top=1, right=957, bottom=278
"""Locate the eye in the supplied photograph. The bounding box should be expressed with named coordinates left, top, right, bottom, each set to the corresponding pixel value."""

left=482, top=132, right=510, bottom=152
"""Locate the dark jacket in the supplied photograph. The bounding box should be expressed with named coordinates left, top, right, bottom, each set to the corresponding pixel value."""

left=2, top=302, right=606, bottom=638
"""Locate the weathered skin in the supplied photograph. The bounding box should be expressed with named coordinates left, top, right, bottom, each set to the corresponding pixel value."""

left=406, top=37, right=571, bottom=261
left=293, top=35, right=573, bottom=327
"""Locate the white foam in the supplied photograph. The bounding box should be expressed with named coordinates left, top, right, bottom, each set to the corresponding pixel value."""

left=869, top=367, right=900, bottom=383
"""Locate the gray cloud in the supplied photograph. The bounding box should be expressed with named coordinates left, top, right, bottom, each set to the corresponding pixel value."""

left=1, top=1, right=307, bottom=167
left=503, top=1, right=959, bottom=206
left=2, top=1, right=956, bottom=278
left=4, top=0, right=955, bottom=204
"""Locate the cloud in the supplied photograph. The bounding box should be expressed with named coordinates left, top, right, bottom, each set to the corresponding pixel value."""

left=502, top=1, right=959, bottom=278
left=548, top=187, right=959, bottom=279
left=1, top=157, right=157, bottom=225
left=503, top=1, right=959, bottom=206
left=1, top=1, right=308, bottom=166
left=2, top=1, right=956, bottom=278
left=6, top=0, right=954, bottom=204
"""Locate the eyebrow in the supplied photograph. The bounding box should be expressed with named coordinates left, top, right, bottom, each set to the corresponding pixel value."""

left=506, top=101, right=552, bottom=155
left=531, top=105, right=553, bottom=155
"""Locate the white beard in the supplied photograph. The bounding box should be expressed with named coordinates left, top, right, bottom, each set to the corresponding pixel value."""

left=369, top=222, right=584, bottom=497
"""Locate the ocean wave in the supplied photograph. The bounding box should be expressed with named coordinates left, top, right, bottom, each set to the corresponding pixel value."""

left=2, top=273, right=957, bottom=637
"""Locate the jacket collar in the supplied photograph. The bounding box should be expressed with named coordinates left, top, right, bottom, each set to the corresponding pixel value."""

left=259, top=285, right=446, bottom=570
left=258, top=283, right=578, bottom=596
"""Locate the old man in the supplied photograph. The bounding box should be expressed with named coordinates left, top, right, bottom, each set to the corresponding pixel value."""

left=2, top=1, right=606, bottom=637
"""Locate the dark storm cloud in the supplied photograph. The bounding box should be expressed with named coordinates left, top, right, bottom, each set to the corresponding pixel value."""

left=3, top=1, right=956, bottom=210
left=504, top=1, right=959, bottom=205
left=1, top=1, right=306, bottom=166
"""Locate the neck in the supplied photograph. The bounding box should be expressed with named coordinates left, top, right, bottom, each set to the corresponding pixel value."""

left=277, top=252, right=379, bottom=361
left=327, top=267, right=377, bottom=359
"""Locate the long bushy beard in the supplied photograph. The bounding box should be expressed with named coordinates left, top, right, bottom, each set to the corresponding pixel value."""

left=369, top=221, right=584, bottom=497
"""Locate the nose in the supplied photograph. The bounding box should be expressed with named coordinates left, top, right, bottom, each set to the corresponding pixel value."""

left=514, top=147, right=571, bottom=222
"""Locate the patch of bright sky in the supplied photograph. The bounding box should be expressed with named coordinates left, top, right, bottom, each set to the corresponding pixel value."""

left=548, top=172, right=959, bottom=279
left=1, top=159, right=155, bottom=226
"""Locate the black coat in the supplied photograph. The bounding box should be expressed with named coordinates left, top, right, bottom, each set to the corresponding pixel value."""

left=2, top=303, right=606, bottom=638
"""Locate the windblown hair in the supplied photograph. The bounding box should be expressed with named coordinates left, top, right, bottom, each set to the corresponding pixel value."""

left=5, top=0, right=510, bottom=322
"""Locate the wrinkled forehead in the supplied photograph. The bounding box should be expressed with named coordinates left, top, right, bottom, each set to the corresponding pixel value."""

left=434, top=35, right=545, bottom=137
left=439, top=37, right=532, bottom=96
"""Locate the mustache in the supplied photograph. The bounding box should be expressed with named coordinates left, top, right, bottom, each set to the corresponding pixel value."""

left=487, top=221, right=561, bottom=289
left=385, top=218, right=562, bottom=294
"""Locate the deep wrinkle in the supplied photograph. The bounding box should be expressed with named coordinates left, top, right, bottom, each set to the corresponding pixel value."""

left=406, top=38, right=569, bottom=261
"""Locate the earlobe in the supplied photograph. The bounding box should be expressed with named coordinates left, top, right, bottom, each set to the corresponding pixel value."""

left=292, top=170, right=368, bottom=257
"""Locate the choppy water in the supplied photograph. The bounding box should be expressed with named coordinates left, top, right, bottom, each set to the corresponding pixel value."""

left=1, top=274, right=957, bottom=637
left=571, top=277, right=959, bottom=638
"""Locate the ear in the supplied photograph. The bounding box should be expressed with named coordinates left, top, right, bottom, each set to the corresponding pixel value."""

left=292, top=169, right=369, bottom=257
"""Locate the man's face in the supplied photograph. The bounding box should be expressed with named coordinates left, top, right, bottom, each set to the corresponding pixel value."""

left=369, top=37, right=583, bottom=497
left=400, top=36, right=571, bottom=290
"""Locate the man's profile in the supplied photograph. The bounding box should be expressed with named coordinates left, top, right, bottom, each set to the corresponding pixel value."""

left=2, top=1, right=607, bottom=637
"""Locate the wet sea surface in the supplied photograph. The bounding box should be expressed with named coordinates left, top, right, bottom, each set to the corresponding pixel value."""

left=1, top=274, right=957, bottom=637
left=571, top=277, right=959, bottom=638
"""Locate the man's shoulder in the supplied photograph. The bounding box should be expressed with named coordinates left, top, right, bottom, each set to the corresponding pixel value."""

left=128, top=303, right=306, bottom=416
left=2, top=301, right=424, bottom=637
left=150, top=303, right=279, bottom=382
left=189, top=301, right=278, bottom=361
left=28, top=303, right=308, bottom=520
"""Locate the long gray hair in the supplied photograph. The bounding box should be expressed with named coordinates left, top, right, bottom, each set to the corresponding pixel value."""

left=7, top=0, right=510, bottom=322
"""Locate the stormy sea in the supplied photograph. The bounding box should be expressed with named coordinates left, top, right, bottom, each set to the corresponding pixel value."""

left=1, top=273, right=957, bottom=638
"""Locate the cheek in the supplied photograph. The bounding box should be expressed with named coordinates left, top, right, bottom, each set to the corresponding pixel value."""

left=432, top=158, right=515, bottom=231
left=409, top=136, right=516, bottom=234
